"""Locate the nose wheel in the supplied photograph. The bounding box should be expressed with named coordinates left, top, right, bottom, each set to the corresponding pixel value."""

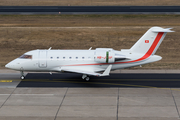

left=20, top=76, right=25, bottom=80
left=20, top=71, right=25, bottom=80
left=82, top=74, right=90, bottom=81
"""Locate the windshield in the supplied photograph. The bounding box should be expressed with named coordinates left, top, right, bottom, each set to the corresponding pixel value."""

left=19, top=54, right=32, bottom=59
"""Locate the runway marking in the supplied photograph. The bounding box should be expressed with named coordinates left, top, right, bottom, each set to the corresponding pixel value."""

left=12, top=94, right=54, bottom=95
left=0, top=94, right=54, bottom=95
left=0, top=80, right=12, bottom=82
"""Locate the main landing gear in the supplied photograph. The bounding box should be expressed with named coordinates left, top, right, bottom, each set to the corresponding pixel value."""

left=20, top=71, right=25, bottom=80
left=82, top=74, right=90, bottom=81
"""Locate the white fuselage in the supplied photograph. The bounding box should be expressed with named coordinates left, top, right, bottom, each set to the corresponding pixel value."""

left=5, top=49, right=161, bottom=73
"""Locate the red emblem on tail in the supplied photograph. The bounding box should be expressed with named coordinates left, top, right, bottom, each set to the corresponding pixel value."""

left=145, top=40, right=149, bottom=43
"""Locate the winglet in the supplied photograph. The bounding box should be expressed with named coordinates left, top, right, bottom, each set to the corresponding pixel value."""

left=100, top=65, right=112, bottom=76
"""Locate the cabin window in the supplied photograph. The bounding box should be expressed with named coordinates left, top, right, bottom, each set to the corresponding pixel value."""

left=69, top=57, right=72, bottom=59
left=76, top=57, right=78, bottom=59
left=82, top=57, right=84, bottom=59
left=19, top=54, right=32, bottom=59
left=57, top=57, right=59, bottom=59
left=63, top=57, right=65, bottom=59
left=51, top=57, right=53, bottom=59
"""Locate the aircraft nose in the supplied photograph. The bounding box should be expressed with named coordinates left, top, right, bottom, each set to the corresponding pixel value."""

left=5, top=62, right=14, bottom=69
left=5, top=61, right=20, bottom=70
left=5, top=63, right=10, bottom=68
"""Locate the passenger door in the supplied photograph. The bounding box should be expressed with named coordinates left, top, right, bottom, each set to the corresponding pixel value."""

left=38, top=50, right=47, bottom=68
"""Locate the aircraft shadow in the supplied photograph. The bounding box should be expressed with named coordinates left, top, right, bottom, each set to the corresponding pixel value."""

left=17, top=73, right=180, bottom=88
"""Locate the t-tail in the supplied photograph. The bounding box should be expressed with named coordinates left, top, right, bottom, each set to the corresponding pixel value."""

left=130, top=27, right=174, bottom=55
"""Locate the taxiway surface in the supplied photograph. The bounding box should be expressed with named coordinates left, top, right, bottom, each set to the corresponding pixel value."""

left=1, top=73, right=180, bottom=88
left=1, top=6, right=180, bottom=14
left=1, top=72, right=180, bottom=120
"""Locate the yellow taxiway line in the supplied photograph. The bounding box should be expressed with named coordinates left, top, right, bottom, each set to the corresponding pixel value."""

left=0, top=80, right=12, bottom=82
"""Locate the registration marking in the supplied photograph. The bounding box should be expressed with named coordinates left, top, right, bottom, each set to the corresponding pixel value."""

left=0, top=80, right=12, bottom=82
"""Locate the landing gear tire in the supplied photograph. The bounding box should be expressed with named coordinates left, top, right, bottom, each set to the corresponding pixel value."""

left=21, top=76, right=24, bottom=80
left=85, top=77, right=90, bottom=81
left=82, top=74, right=90, bottom=81
left=82, top=74, right=87, bottom=79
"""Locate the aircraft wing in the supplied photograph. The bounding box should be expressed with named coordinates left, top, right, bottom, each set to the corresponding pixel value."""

left=60, top=65, right=112, bottom=77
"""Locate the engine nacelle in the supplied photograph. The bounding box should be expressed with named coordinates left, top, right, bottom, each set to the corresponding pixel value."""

left=94, top=48, right=115, bottom=63
left=94, top=48, right=127, bottom=63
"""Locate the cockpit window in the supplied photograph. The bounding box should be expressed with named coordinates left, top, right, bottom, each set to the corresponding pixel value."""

left=19, top=54, right=32, bottom=59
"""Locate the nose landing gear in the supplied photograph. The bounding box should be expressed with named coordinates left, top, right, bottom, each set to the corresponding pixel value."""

left=21, top=76, right=25, bottom=80
left=20, top=71, right=25, bottom=80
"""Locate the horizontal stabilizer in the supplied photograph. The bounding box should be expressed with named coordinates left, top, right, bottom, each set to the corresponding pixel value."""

left=152, top=27, right=174, bottom=33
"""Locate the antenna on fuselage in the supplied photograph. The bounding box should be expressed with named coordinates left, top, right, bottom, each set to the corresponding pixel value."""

left=89, top=47, right=92, bottom=50
left=48, top=47, right=52, bottom=50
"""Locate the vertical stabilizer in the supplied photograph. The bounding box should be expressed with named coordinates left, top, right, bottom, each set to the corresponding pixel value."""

left=130, top=27, right=174, bottom=55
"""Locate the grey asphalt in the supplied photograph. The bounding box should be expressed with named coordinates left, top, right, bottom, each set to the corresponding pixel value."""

left=1, top=70, right=180, bottom=120
left=12, top=73, right=180, bottom=88
left=1, top=6, right=180, bottom=14
left=1, top=6, right=180, bottom=12
left=1, top=69, right=180, bottom=88
left=0, top=88, right=180, bottom=120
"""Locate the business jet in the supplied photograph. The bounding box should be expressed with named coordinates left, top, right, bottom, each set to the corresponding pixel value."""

left=5, top=27, right=174, bottom=81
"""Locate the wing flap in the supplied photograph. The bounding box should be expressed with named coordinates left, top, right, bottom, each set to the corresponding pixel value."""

left=61, top=67, right=101, bottom=76
left=60, top=65, right=112, bottom=77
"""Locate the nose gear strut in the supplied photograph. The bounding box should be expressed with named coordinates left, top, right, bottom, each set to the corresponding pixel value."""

left=20, top=71, right=25, bottom=80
